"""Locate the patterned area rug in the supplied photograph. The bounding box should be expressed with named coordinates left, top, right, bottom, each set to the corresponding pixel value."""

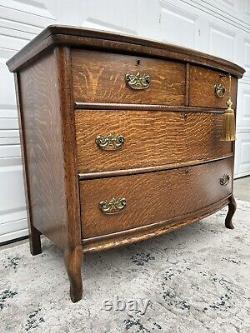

left=1, top=199, right=250, bottom=333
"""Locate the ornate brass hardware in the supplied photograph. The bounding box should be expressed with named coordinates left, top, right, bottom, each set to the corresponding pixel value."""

left=214, top=83, right=226, bottom=98
left=219, top=174, right=230, bottom=186
left=95, top=134, right=125, bottom=151
left=99, top=197, right=127, bottom=215
left=125, top=72, right=151, bottom=90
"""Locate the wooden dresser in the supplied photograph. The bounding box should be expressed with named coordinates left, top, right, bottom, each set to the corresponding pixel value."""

left=7, top=25, right=245, bottom=302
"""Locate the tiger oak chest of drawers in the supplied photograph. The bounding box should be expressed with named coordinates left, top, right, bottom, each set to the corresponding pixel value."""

left=7, top=25, right=245, bottom=302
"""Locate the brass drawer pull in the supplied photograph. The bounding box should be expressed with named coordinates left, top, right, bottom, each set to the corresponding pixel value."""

left=96, top=134, right=125, bottom=151
left=99, top=197, right=127, bottom=215
left=214, top=83, right=226, bottom=98
left=219, top=174, right=230, bottom=186
left=125, top=72, right=151, bottom=90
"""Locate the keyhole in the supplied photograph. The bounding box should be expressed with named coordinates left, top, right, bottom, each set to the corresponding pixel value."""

left=181, top=112, right=188, bottom=120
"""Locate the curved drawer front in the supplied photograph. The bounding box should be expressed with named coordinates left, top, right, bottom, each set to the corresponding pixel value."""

left=72, top=50, right=186, bottom=105
left=75, top=110, right=232, bottom=173
left=80, top=158, right=233, bottom=238
left=184, top=112, right=232, bottom=161
left=189, top=65, right=237, bottom=108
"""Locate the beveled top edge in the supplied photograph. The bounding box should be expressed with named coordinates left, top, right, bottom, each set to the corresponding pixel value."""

left=7, top=24, right=245, bottom=77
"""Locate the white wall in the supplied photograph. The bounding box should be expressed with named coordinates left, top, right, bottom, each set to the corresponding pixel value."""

left=0, top=0, right=250, bottom=243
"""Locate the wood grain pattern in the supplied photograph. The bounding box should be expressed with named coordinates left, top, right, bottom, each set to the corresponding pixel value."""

left=189, top=65, right=237, bottom=108
left=18, top=50, right=69, bottom=249
left=80, top=158, right=233, bottom=239
left=184, top=112, right=232, bottom=161
left=82, top=197, right=230, bottom=253
left=72, top=50, right=186, bottom=105
left=55, top=47, right=83, bottom=302
left=17, top=47, right=83, bottom=302
left=185, top=63, right=190, bottom=106
left=78, top=154, right=233, bottom=180
left=14, top=72, right=42, bottom=255
left=55, top=47, right=82, bottom=250
left=64, top=245, right=83, bottom=302
left=7, top=25, right=245, bottom=78
left=75, top=110, right=232, bottom=172
left=75, top=103, right=228, bottom=112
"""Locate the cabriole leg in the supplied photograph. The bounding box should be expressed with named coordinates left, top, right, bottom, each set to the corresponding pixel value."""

left=64, top=246, right=83, bottom=303
left=225, top=195, right=236, bottom=229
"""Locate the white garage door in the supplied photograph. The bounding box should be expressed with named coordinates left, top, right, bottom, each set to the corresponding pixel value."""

left=0, top=0, right=250, bottom=243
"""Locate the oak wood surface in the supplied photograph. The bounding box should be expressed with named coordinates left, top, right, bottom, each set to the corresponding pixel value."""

left=18, top=47, right=82, bottom=254
left=7, top=25, right=245, bottom=78
left=72, top=50, right=186, bottom=105
left=82, top=196, right=230, bottom=253
left=189, top=65, right=237, bottom=108
left=75, top=110, right=232, bottom=172
left=56, top=47, right=83, bottom=302
left=78, top=154, right=233, bottom=180
left=14, top=72, right=42, bottom=255
left=185, top=63, right=190, bottom=106
left=18, top=50, right=69, bottom=249
left=74, top=103, right=228, bottom=112
left=55, top=47, right=82, bottom=250
left=18, top=47, right=83, bottom=301
left=80, top=158, right=233, bottom=238
left=64, top=246, right=83, bottom=302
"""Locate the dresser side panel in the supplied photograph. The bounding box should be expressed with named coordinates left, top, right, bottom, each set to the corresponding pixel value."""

left=18, top=50, right=69, bottom=249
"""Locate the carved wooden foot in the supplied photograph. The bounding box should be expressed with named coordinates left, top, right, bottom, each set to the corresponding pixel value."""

left=29, top=225, right=42, bottom=255
left=225, top=195, right=236, bottom=229
left=64, top=246, right=83, bottom=303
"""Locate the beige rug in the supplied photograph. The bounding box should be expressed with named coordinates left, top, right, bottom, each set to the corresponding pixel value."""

left=0, top=199, right=250, bottom=333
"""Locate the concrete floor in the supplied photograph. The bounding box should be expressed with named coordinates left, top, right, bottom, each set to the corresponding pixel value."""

left=234, top=176, right=250, bottom=201
left=1, top=176, right=249, bottom=250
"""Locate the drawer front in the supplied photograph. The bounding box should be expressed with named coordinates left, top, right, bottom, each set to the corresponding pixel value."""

left=80, top=158, right=233, bottom=238
left=184, top=112, right=232, bottom=161
left=75, top=110, right=232, bottom=173
left=71, top=50, right=186, bottom=105
left=189, top=66, right=237, bottom=108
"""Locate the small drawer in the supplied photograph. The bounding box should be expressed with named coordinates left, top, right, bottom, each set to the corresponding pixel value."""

left=80, top=158, right=233, bottom=238
left=75, top=110, right=232, bottom=173
left=189, top=65, right=237, bottom=108
left=184, top=112, right=233, bottom=161
left=71, top=50, right=186, bottom=105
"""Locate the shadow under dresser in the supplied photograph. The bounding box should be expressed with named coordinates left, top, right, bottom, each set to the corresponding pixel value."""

left=7, top=25, right=245, bottom=302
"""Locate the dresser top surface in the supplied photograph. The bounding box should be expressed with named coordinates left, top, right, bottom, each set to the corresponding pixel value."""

left=7, top=24, right=245, bottom=77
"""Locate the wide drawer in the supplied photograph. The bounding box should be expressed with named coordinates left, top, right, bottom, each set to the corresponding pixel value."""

left=71, top=50, right=186, bottom=105
left=75, top=110, right=232, bottom=173
left=80, top=158, right=233, bottom=239
left=189, top=65, right=237, bottom=108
